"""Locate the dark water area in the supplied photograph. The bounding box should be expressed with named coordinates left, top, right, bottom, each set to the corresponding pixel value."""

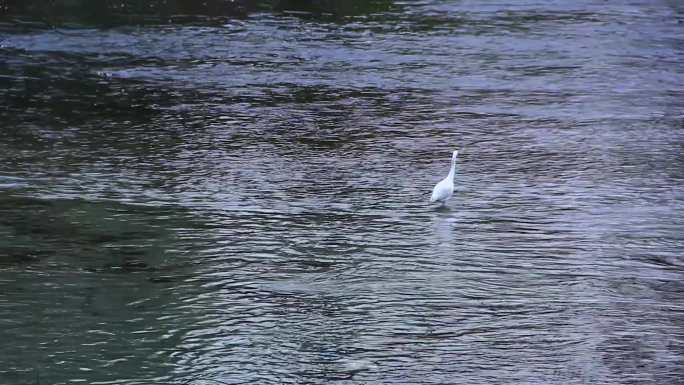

left=1, top=1, right=683, bottom=384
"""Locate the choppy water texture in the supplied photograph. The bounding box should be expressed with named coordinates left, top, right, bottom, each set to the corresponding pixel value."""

left=1, top=1, right=684, bottom=384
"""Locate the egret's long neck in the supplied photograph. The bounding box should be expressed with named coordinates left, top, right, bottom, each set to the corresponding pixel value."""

left=447, top=155, right=457, bottom=180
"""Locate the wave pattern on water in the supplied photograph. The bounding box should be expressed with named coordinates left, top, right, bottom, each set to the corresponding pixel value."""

left=1, top=1, right=683, bottom=384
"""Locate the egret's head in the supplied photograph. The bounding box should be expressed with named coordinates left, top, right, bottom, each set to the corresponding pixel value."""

left=453, top=150, right=459, bottom=158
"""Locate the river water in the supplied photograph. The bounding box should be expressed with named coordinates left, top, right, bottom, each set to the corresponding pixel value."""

left=1, top=1, right=683, bottom=384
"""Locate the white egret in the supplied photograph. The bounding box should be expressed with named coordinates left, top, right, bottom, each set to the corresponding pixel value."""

left=430, top=150, right=459, bottom=206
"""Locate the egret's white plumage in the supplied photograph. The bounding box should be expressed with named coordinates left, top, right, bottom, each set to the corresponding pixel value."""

left=430, top=150, right=459, bottom=205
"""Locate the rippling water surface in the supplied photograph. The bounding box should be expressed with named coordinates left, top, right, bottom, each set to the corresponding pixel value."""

left=1, top=1, right=683, bottom=384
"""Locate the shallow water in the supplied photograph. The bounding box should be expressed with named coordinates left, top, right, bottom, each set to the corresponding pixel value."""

left=1, top=1, right=683, bottom=384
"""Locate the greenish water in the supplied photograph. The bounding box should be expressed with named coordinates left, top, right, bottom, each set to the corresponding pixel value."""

left=1, top=1, right=683, bottom=384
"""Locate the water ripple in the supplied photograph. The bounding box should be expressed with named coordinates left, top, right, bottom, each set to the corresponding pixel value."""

left=1, top=1, right=683, bottom=384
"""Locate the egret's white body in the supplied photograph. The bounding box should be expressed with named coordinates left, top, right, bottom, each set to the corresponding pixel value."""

left=430, top=150, right=459, bottom=205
